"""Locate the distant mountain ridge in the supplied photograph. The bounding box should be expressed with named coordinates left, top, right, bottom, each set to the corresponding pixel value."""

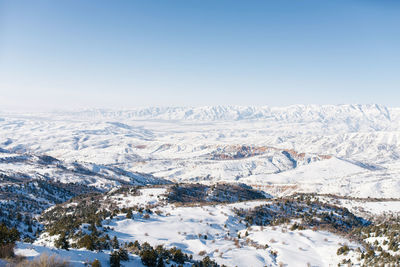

left=50, top=104, right=400, bottom=129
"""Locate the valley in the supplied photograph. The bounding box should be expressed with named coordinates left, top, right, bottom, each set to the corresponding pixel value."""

left=1, top=105, right=400, bottom=266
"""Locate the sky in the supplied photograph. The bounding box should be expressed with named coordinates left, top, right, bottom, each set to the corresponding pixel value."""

left=0, top=0, right=399, bottom=110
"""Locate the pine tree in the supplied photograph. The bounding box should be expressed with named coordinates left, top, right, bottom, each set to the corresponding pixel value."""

left=0, top=223, right=20, bottom=258
left=110, top=251, right=120, bottom=267
left=89, top=223, right=97, bottom=236
left=140, top=249, right=157, bottom=267
left=118, top=248, right=129, bottom=261
left=126, top=209, right=133, bottom=219
left=91, top=259, right=101, bottom=267
left=77, top=234, right=95, bottom=250
left=112, top=236, right=119, bottom=249
left=157, top=257, right=165, bottom=267
left=54, top=232, right=70, bottom=250
left=172, top=248, right=185, bottom=264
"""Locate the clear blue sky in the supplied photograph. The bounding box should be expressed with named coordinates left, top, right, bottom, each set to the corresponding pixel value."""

left=0, top=0, right=399, bottom=110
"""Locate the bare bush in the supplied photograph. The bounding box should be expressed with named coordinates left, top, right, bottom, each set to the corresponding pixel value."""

left=14, top=253, right=71, bottom=267
left=198, top=250, right=207, bottom=256
left=0, top=243, right=15, bottom=258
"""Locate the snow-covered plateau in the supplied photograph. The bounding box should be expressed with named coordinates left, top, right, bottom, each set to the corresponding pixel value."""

left=1, top=104, right=400, bottom=197
left=1, top=104, right=400, bottom=266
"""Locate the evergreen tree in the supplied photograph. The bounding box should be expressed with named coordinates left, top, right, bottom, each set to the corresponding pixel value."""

left=118, top=248, right=129, bottom=261
left=156, top=257, right=165, bottom=267
left=110, top=251, right=120, bottom=267
left=0, top=223, right=20, bottom=258
left=89, top=223, right=97, bottom=236
left=0, top=223, right=19, bottom=245
left=126, top=209, right=133, bottom=219
left=140, top=248, right=157, bottom=267
left=77, top=234, right=95, bottom=251
left=112, top=236, right=119, bottom=249
left=91, top=259, right=101, bottom=267
left=172, top=248, right=185, bottom=264
left=54, top=232, right=70, bottom=250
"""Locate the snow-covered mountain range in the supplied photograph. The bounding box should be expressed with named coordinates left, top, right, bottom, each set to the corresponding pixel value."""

left=51, top=104, right=398, bottom=127
left=1, top=104, right=400, bottom=198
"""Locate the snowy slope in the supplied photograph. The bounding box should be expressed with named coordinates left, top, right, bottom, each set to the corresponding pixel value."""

left=24, top=188, right=364, bottom=267
left=241, top=157, right=400, bottom=197
left=0, top=151, right=168, bottom=189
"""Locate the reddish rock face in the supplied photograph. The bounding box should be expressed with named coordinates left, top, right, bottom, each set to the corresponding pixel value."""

left=210, top=145, right=331, bottom=162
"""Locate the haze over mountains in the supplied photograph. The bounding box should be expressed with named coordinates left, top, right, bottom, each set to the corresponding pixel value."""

left=1, top=104, right=399, bottom=198
left=52, top=104, right=396, bottom=124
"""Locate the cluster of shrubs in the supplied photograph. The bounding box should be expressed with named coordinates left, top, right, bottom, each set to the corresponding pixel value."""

left=124, top=240, right=220, bottom=267
left=44, top=205, right=105, bottom=240
left=45, top=203, right=156, bottom=252
left=168, top=183, right=265, bottom=204
left=349, top=220, right=400, bottom=265
left=336, top=245, right=350, bottom=255
left=41, top=186, right=145, bottom=235
left=0, top=177, right=100, bottom=240
left=210, top=145, right=268, bottom=160
left=294, top=192, right=400, bottom=203
left=53, top=224, right=119, bottom=252
left=235, top=198, right=367, bottom=234
left=55, top=230, right=220, bottom=267
left=0, top=223, right=73, bottom=266
left=0, top=210, right=37, bottom=239
left=0, top=223, right=20, bottom=258
left=290, top=194, right=400, bottom=266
